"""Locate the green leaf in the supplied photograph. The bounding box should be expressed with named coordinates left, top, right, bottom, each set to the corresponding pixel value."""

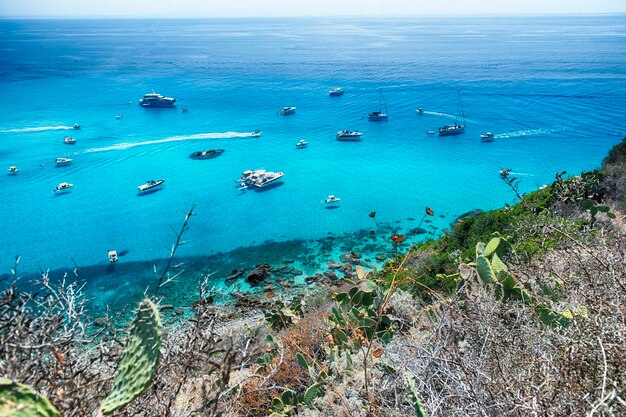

left=607, top=212, right=617, bottom=219
left=0, top=379, right=61, bottom=417
left=404, top=372, right=429, bottom=417
left=302, top=383, right=322, bottom=405
left=475, top=242, right=486, bottom=257
left=581, top=199, right=594, bottom=210
left=491, top=252, right=508, bottom=274
left=596, top=204, right=610, bottom=212
left=272, top=397, right=284, bottom=411
left=484, top=237, right=501, bottom=257
left=476, top=256, right=495, bottom=284
left=281, top=389, right=296, bottom=406
left=333, top=328, right=349, bottom=344
left=296, top=352, right=309, bottom=369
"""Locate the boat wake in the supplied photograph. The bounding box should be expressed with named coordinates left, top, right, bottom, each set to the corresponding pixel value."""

left=495, top=127, right=566, bottom=139
left=421, top=111, right=477, bottom=123
left=0, top=125, right=77, bottom=133
left=83, top=131, right=256, bottom=153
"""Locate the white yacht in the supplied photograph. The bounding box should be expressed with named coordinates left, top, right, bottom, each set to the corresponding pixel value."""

left=54, top=182, right=73, bottom=193
left=139, top=91, right=177, bottom=107
left=280, top=106, right=296, bottom=115
left=324, top=195, right=341, bottom=204
left=237, top=169, right=285, bottom=188
left=55, top=157, right=72, bottom=166
left=329, top=88, right=344, bottom=96
left=64, top=136, right=76, bottom=144
left=295, top=139, right=308, bottom=148
left=336, top=130, right=363, bottom=140
left=8, top=166, right=19, bottom=174
left=138, top=179, right=165, bottom=191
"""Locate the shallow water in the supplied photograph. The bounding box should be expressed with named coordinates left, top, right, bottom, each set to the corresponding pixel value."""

left=1, top=16, right=626, bottom=314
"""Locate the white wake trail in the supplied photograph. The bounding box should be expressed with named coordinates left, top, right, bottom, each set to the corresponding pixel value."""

left=83, top=131, right=256, bottom=153
left=0, top=125, right=77, bottom=133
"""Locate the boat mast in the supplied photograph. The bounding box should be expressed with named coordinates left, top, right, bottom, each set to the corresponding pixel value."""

left=458, top=89, right=466, bottom=126
left=380, top=88, right=388, bottom=114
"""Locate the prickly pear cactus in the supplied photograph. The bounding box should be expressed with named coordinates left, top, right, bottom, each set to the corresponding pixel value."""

left=0, top=378, right=60, bottom=417
left=100, top=298, right=163, bottom=414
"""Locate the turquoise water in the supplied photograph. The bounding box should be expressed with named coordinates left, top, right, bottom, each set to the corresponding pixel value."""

left=1, top=16, right=626, bottom=314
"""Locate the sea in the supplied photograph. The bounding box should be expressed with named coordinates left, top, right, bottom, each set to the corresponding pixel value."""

left=1, top=16, right=625, bottom=317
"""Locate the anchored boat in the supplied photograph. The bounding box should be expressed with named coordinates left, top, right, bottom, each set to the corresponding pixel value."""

left=439, top=90, right=466, bottom=136
left=190, top=149, right=224, bottom=159
left=336, top=130, right=363, bottom=140
left=139, top=91, right=176, bottom=107
left=368, top=89, right=388, bottom=121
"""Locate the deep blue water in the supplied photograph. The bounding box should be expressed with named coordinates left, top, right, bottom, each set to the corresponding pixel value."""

left=1, top=16, right=625, bottom=314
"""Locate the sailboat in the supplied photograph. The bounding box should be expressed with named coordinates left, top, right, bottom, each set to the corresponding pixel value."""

left=439, top=90, right=466, bottom=136
left=368, top=89, right=388, bottom=121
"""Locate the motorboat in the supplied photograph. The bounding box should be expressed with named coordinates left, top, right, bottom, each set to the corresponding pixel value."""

left=181, top=107, right=189, bottom=112
left=480, top=132, right=495, bottom=141
left=336, top=130, right=363, bottom=140
left=329, top=88, right=344, bottom=96
left=116, top=114, right=122, bottom=119
left=73, top=124, right=81, bottom=130
left=237, top=169, right=284, bottom=188
left=189, top=149, right=224, bottom=159
left=439, top=90, right=466, bottom=136
left=54, top=182, right=73, bottom=193
left=416, top=108, right=424, bottom=115
left=108, top=250, right=118, bottom=263
left=324, top=195, right=341, bottom=204
left=499, top=168, right=512, bottom=178
left=368, top=89, right=388, bottom=121
left=138, top=179, right=165, bottom=191
left=439, top=124, right=465, bottom=136
left=295, top=139, right=308, bottom=148
left=8, top=166, right=19, bottom=174
left=64, top=136, right=76, bottom=144
left=139, top=91, right=177, bottom=107
left=251, top=130, right=262, bottom=137
left=427, top=131, right=435, bottom=135
left=280, top=106, right=296, bottom=115
left=55, top=157, right=73, bottom=166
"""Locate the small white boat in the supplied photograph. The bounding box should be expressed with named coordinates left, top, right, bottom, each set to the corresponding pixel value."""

left=324, top=195, right=341, bottom=204
left=280, top=106, right=296, bottom=115
left=55, top=157, right=73, bottom=166
left=72, top=123, right=81, bottom=130
left=8, top=166, right=19, bottom=174
left=64, top=136, right=76, bottom=144
left=295, top=139, right=308, bottom=148
left=499, top=168, right=512, bottom=178
left=416, top=108, right=424, bottom=114
left=427, top=131, right=435, bottom=135
left=116, top=114, right=122, bottom=119
left=138, top=179, right=165, bottom=191
left=251, top=130, right=262, bottom=137
left=336, top=130, right=363, bottom=140
left=329, top=88, right=344, bottom=96
left=54, top=182, right=73, bottom=193
left=108, top=250, right=118, bottom=263
left=480, top=132, right=495, bottom=141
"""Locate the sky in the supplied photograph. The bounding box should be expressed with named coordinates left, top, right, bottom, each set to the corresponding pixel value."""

left=1, top=0, right=626, bottom=18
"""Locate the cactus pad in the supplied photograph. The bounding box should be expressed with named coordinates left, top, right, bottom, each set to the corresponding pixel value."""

left=100, top=298, right=163, bottom=414
left=0, top=378, right=60, bottom=417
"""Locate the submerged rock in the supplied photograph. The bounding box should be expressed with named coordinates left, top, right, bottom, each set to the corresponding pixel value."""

left=328, top=261, right=342, bottom=269
left=245, top=263, right=272, bottom=286
left=226, top=268, right=245, bottom=282
left=324, top=270, right=338, bottom=280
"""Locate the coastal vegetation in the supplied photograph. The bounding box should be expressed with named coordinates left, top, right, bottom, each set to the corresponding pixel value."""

left=1, top=138, right=625, bottom=416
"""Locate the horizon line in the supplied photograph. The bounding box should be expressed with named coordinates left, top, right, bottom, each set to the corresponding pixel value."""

left=1, top=12, right=626, bottom=20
